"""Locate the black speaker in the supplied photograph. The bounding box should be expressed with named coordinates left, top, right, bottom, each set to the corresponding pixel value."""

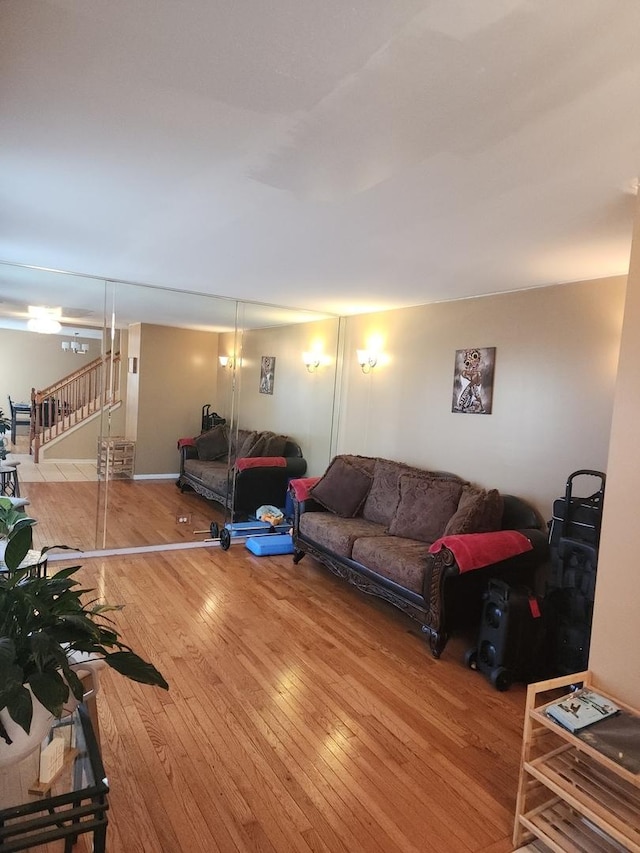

left=465, top=579, right=541, bottom=691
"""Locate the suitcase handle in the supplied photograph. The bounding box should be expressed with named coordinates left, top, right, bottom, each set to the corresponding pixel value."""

left=562, top=470, right=606, bottom=540
left=564, top=470, right=606, bottom=502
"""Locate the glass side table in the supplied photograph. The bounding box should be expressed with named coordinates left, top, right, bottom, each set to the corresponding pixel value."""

left=0, top=704, right=109, bottom=851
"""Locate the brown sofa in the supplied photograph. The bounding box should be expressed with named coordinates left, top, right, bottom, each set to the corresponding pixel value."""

left=291, top=454, right=548, bottom=657
left=178, top=425, right=307, bottom=518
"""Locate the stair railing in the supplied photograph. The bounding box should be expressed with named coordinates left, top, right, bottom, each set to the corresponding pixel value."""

left=30, top=352, right=121, bottom=462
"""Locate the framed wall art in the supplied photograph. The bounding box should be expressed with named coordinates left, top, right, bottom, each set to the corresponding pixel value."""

left=259, top=355, right=276, bottom=395
left=451, top=347, right=496, bottom=414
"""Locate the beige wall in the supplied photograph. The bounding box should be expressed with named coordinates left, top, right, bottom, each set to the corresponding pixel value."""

left=219, top=318, right=341, bottom=476
left=337, top=277, right=626, bottom=520
left=589, top=198, right=640, bottom=706
left=133, top=323, right=219, bottom=475
left=0, top=327, right=96, bottom=413
left=40, top=403, right=126, bottom=460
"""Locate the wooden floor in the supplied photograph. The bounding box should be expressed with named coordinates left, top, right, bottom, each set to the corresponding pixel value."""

left=24, top=542, right=528, bottom=853
left=9, top=465, right=530, bottom=852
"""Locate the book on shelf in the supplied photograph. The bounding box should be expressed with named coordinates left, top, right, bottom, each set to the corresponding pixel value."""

left=545, top=688, right=620, bottom=733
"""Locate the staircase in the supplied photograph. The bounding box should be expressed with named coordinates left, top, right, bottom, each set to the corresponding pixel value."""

left=30, top=352, right=122, bottom=462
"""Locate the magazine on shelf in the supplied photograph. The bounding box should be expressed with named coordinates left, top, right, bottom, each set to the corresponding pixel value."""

left=545, top=688, right=621, bottom=733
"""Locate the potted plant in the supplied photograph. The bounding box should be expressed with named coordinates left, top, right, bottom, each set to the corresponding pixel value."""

left=0, top=496, right=38, bottom=567
left=0, top=407, right=11, bottom=461
left=0, top=503, right=168, bottom=765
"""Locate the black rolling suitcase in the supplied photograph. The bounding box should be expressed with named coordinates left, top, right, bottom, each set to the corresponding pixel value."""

left=465, top=579, right=542, bottom=691
left=544, top=470, right=606, bottom=676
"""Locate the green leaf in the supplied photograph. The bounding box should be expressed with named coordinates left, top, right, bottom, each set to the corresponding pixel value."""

left=5, top=684, right=34, bottom=735
left=28, top=670, right=70, bottom=717
left=4, top=527, right=33, bottom=572
left=0, top=637, right=16, bottom=668
left=105, top=651, right=169, bottom=689
left=0, top=664, right=24, bottom=708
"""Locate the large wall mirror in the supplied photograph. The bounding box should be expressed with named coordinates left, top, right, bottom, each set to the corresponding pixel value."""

left=0, top=262, right=339, bottom=555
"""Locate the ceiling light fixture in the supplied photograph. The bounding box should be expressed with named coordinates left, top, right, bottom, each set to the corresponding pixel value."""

left=61, top=332, right=89, bottom=354
left=27, top=305, right=62, bottom=334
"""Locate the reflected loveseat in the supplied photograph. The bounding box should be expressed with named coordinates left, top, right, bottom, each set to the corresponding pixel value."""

left=178, top=425, right=307, bottom=518
left=291, top=454, right=548, bottom=657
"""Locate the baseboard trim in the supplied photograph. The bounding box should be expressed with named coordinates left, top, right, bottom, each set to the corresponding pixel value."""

left=132, top=473, right=179, bottom=480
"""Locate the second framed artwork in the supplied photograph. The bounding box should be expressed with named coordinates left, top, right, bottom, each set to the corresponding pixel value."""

left=451, top=347, right=496, bottom=414
left=259, top=356, right=276, bottom=394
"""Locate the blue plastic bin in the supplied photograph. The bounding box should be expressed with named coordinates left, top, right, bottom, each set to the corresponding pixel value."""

left=245, top=534, right=294, bottom=556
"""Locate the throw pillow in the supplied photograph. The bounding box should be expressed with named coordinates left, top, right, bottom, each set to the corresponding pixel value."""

left=443, top=486, right=504, bottom=536
left=247, top=431, right=288, bottom=458
left=388, top=474, right=464, bottom=543
left=236, top=430, right=260, bottom=459
left=194, top=424, right=228, bottom=461
left=310, top=456, right=373, bottom=517
left=262, top=432, right=288, bottom=457
left=362, top=458, right=411, bottom=525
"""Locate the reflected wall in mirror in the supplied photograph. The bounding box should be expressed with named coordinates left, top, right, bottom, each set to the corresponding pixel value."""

left=0, top=262, right=340, bottom=554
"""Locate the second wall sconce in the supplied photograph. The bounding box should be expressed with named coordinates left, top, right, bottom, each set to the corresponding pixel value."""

left=356, top=349, right=378, bottom=374
left=219, top=356, right=235, bottom=368
left=302, top=352, right=321, bottom=373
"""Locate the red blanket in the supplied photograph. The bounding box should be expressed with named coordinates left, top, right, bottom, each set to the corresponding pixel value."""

left=289, top=476, right=321, bottom=501
left=428, top=531, right=533, bottom=573
left=177, top=437, right=196, bottom=449
left=235, top=456, right=286, bottom=471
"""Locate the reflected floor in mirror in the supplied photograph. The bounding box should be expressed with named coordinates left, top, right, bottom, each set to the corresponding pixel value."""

left=8, top=435, right=225, bottom=552
left=22, top=480, right=224, bottom=552
left=7, top=435, right=98, bottom=483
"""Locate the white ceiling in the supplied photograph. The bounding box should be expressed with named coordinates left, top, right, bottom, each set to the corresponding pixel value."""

left=1, top=0, right=639, bottom=320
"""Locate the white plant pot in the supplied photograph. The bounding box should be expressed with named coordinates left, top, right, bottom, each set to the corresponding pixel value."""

left=0, top=689, right=55, bottom=768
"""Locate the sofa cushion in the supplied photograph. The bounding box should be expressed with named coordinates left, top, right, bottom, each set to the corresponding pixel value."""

left=443, top=486, right=504, bottom=536
left=194, top=424, right=228, bottom=461
left=388, top=474, right=463, bottom=543
left=362, top=458, right=408, bottom=526
left=236, top=430, right=260, bottom=459
left=299, top=512, right=385, bottom=558
left=248, top=431, right=288, bottom=458
left=351, top=536, right=429, bottom=594
left=362, top=459, right=466, bottom=526
left=310, top=456, right=373, bottom=517
left=183, top=458, right=228, bottom=494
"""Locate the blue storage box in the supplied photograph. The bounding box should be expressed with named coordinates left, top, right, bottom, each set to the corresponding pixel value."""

left=245, top=534, right=294, bottom=556
left=225, top=521, right=272, bottom=538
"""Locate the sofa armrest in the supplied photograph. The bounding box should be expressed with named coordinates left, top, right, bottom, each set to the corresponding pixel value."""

left=422, top=528, right=549, bottom=657
left=230, top=457, right=307, bottom=517
left=179, top=443, right=198, bottom=461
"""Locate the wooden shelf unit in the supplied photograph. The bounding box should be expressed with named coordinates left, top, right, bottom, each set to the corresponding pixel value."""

left=97, top=436, right=136, bottom=480
left=513, top=670, right=640, bottom=853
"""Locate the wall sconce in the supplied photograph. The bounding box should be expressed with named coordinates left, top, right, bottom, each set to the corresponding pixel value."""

left=302, top=352, right=321, bottom=373
left=357, top=349, right=378, bottom=373
left=219, top=356, right=235, bottom=368
left=61, top=333, right=89, bottom=354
